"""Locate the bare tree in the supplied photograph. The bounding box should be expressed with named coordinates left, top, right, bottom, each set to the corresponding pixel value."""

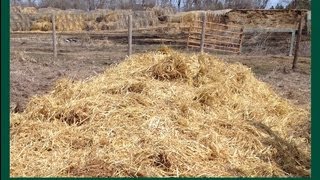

left=286, top=0, right=310, bottom=9
left=225, top=0, right=271, bottom=9
left=10, top=0, right=19, bottom=6
left=177, top=0, right=181, bottom=10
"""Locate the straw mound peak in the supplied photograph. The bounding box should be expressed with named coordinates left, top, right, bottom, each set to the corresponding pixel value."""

left=10, top=49, right=310, bottom=177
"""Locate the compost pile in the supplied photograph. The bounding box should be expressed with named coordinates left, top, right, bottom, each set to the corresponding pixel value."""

left=10, top=48, right=310, bottom=177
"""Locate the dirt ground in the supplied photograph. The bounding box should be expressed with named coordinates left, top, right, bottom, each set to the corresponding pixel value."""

left=10, top=33, right=310, bottom=112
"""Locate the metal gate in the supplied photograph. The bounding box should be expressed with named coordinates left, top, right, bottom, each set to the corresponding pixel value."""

left=186, top=19, right=244, bottom=54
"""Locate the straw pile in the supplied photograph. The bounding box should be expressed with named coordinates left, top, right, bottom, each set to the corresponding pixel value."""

left=10, top=48, right=310, bottom=177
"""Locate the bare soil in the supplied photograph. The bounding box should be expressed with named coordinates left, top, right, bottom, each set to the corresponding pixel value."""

left=10, top=33, right=310, bottom=112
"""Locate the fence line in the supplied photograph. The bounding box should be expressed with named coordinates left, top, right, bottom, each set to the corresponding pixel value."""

left=12, top=15, right=304, bottom=58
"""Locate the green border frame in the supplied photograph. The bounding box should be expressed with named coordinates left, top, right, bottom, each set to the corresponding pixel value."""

left=1, top=0, right=10, bottom=179
left=310, top=0, right=318, bottom=179
left=1, top=0, right=318, bottom=179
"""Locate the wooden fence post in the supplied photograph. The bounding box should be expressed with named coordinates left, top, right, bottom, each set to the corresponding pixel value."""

left=187, top=23, right=192, bottom=50
left=52, top=15, right=57, bottom=59
left=289, top=30, right=296, bottom=56
left=200, top=12, right=206, bottom=53
left=128, top=15, right=132, bottom=56
left=292, top=15, right=303, bottom=70
left=239, top=27, right=244, bottom=54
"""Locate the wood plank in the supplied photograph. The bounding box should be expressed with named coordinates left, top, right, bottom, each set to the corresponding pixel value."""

left=193, top=20, right=242, bottom=29
left=189, top=28, right=242, bottom=35
left=200, top=12, right=206, bottom=53
left=134, top=38, right=187, bottom=44
left=188, top=36, right=201, bottom=40
left=187, top=40, right=201, bottom=45
left=128, top=15, right=132, bottom=56
left=188, top=40, right=240, bottom=51
left=188, top=44, right=239, bottom=53
left=204, top=43, right=240, bottom=51
left=205, top=47, right=239, bottom=53
left=187, top=44, right=200, bottom=48
left=189, top=35, right=240, bottom=46
left=205, top=33, right=240, bottom=41
left=289, top=31, right=296, bottom=56
left=205, top=29, right=243, bottom=35
left=205, top=39, right=240, bottom=46
left=292, top=15, right=303, bottom=69
left=244, top=28, right=296, bottom=33
left=239, top=27, right=244, bottom=54
left=188, top=32, right=240, bottom=41
left=52, top=15, right=57, bottom=58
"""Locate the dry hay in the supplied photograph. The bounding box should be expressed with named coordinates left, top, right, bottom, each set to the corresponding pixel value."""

left=94, top=8, right=165, bottom=30
left=169, top=10, right=228, bottom=31
left=171, top=9, right=304, bottom=30
left=10, top=6, right=37, bottom=14
left=11, top=7, right=305, bottom=32
left=55, top=13, right=86, bottom=31
left=225, top=10, right=305, bottom=29
left=171, top=9, right=230, bottom=25
left=21, top=7, right=37, bottom=14
left=37, top=7, right=63, bottom=14
left=11, top=6, right=23, bottom=14
left=11, top=6, right=174, bottom=32
left=179, top=11, right=203, bottom=24
left=10, top=7, right=33, bottom=31
left=30, top=21, right=52, bottom=31
left=10, top=48, right=310, bottom=177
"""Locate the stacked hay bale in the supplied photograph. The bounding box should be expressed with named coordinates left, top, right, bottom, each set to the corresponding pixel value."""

left=11, top=6, right=174, bottom=32
left=91, top=7, right=173, bottom=31
left=21, top=7, right=37, bottom=14
left=95, top=10, right=130, bottom=31
left=10, top=6, right=33, bottom=31
left=10, top=7, right=306, bottom=32
left=10, top=48, right=310, bottom=177
left=30, top=15, right=52, bottom=31
left=224, top=9, right=306, bottom=29
left=169, top=9, right=305, bottom=31
left=55, top=12, right=86, bottom=31
left=30, top=8, right=88, bottom=31
left=29, top=8, right=59, bottom=31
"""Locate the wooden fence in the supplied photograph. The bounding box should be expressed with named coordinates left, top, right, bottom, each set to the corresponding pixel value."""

left=185, top=14, right=244, bottom=54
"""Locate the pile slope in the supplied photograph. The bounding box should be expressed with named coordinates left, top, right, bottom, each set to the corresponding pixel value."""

left=10, top=49, right=310, bottom=177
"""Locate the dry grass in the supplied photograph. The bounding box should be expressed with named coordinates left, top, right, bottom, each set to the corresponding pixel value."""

left=10, top=48, right=310, bottom=177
